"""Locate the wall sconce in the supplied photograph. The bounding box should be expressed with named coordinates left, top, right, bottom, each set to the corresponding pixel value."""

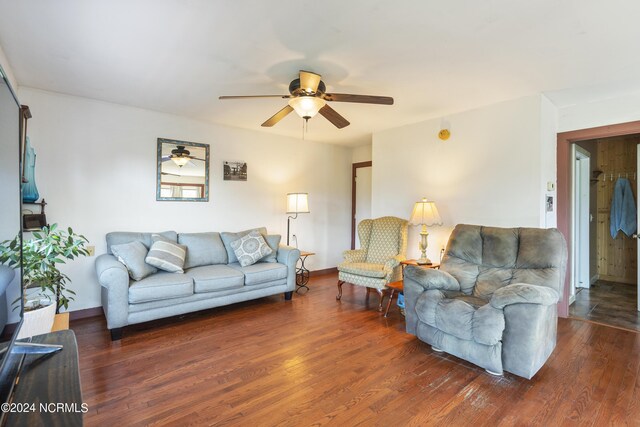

left=286, top=193, right=310, bottom=246
left=438, top=129, right=450, bottom=141
left=439, top=118, right=451, bottom=141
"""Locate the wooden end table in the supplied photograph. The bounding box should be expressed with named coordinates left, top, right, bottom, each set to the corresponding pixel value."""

left=383, top=261, right=440, bottom=317
left=401, top=259, right=440, bottom=269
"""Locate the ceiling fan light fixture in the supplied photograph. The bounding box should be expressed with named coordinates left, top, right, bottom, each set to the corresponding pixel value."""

left=171, top=156, right=190, bottom=167
left=288, top=96, right=326, bottom=120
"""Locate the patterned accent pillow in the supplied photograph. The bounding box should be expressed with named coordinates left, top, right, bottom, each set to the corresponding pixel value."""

left=145, top=234, right=187, bottom=273
left=111, top=241, right=157, bottom=281
left=259, top=234, right=281, bottom=263
left=230, top=230, right=273, bottom=267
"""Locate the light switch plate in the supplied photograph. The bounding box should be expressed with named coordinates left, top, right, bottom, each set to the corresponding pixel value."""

left=547, top=181, right=555, bottom=191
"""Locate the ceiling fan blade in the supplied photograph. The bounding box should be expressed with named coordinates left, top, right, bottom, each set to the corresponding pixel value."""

left=192, top=157, right=206, bottom=162
left=322, top=93, right=394, bottom=105
left=219, top=95, right=291, bottom=100
left=318, top=105, right=350, bottom=129
left=161, top=172, right=181, bottom=177
left=299, top=70, right=322, bottom=93
left=262, top=105, right=294, bottom=127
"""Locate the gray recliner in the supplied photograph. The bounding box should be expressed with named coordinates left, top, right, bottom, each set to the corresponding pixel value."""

left=404, top=224, right=567, bottom=379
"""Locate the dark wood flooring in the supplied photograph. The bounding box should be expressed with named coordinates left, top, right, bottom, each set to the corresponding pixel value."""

left=570, top=280, right=640, bottom=332
left=72, top=273, right=640, bottom=426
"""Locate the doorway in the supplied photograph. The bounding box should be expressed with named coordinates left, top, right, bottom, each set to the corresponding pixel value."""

left=351, top=161, right=372, bottom=249
left=571, top=144, right=590, bottom=303
left=568, top=135, right=640, bottom=331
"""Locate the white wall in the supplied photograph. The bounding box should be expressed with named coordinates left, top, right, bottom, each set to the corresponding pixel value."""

left=351, top=144, right=372, bottom=163
left=0, top=44, right=18, bottom=94
left=558, top=91, right=640, bottom=133
left=372, top=95, right=557, bottom=262
left=12, top=88, right=352, bottom=319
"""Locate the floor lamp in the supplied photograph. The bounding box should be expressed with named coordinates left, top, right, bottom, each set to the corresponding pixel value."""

left=286, top=193, right=309, bottom=246
left=409, top=197, right=443, bottom=265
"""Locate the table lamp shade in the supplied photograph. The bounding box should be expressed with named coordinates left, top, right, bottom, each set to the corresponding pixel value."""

left=409, top=198, right=442, bottom=226
left=286, top=193, right=310, bottom=214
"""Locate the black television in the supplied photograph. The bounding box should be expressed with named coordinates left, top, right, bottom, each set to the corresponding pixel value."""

left=0, top=63, right=24, bottom=409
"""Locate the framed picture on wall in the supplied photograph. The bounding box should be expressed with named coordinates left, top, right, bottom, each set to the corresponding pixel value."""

left=223, top=161, right=247, bottom=181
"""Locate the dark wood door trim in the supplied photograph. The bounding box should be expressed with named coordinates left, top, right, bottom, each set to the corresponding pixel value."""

left=351, top=161, right=372, bottom=249
left=557, top=120, right=640, bottom=318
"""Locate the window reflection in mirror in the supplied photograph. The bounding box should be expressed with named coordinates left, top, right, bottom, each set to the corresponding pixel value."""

left=156, top=138, right=209, bottom=202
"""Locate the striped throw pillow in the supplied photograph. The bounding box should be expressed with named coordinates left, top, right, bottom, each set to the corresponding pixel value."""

left=145, top=234, right=187, bottom=273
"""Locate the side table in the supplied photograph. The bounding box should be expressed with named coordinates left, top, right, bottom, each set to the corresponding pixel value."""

left=296, top=251, right=315, bottom=293
left=383, top=261, right=440, bottom=317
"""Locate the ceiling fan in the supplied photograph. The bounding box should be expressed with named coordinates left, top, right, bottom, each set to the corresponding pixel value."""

left=162, top=145, right=205, bottom=167
left=219, top=70, right=394, bottom=129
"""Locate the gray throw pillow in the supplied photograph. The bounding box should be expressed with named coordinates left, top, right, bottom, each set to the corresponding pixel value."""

left=111, top=241, right=157, bottom=281
left=230, top=230, right=273, bottom=267
left=145, top=234, right=187, bottom=273
left=221, top=227, right=268, bottom=264
left=178, top=232, right=227, bottom=269
left=260, top=234, right=281, bottom=263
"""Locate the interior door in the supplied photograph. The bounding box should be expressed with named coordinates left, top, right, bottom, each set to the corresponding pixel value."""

left=637, top=144, right=640, bottom=311
left=354, top=166, right=372, bottom=249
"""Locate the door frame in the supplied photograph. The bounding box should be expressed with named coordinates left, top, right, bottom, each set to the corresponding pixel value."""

left=557, top=120, right=640, bottom=317
left=351, top=161, right=372, bottom=249
left=571, top=144, right=590, bottom=298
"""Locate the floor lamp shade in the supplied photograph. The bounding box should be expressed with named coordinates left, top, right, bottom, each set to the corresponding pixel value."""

left=286, top=193, right=310, bottom=246
left=286, top=193, right=310, bottom=214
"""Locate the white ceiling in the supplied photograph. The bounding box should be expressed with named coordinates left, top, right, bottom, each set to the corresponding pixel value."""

left=2, top=0, right=640, bottom=147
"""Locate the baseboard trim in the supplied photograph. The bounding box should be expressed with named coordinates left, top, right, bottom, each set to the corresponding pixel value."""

left=311, top=267, right=337, bottom=276
left=69, top=306, right=103, bottom=321
left=590, top=274, right=599, bottom=285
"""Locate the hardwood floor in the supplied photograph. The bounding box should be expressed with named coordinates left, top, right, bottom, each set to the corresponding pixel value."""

left=73, top=273, right=640, bottom=426
left=570, top=280, right=640, bottom=332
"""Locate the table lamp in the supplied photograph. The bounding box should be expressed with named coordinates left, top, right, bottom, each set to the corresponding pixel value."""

left=286, top=193, right=309, bottom=246
left=409, top=197, right=443, bottom=265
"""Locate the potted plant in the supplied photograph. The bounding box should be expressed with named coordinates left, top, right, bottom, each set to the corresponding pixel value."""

left=0, top=224, right=89, bottom=337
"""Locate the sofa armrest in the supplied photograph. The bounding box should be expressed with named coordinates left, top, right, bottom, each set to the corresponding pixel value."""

left=277, top=245, right=301, bottom=292
left=403, top=266, right=460, bottom=291
left=95, top=254, right=130, bottom=329
left=343, top=249, right=366, bottom=263
left=490, top=283, right=559, bottom=309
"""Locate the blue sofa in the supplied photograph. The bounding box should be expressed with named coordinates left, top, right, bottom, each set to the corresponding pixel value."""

left=95, top=228, right=300, bottom=340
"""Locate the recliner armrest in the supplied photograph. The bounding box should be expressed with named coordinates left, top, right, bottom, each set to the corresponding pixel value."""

left=490, top=283, right=559, bottom=309
left=342, top=249, right=366, bottom=263
left=403, top=266, right=460, bottom=291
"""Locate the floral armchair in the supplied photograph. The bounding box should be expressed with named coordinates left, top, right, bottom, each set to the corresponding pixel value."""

left=337, top=216, right=408, bottom=310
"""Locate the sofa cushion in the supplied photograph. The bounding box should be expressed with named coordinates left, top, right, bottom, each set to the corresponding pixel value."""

left=111, top=241, right=157, bottom=281
left=178, top=232, right=228, bottom=269
left=228, top=262, right=287, bottom=286
left=230, top=231, right=273, bottom=267
left=186, top=265, right=245, bottom=293
left=260, top=234, right=281, bottom=263
left=129, top=271, right=193, bottom=303
left=106, top=231, right=177, bottom=254
left=221, top=227, right=268, bottom=264
left=145, top=234, right=187, bottom=273
left=337, top=262, right=386, bottom=278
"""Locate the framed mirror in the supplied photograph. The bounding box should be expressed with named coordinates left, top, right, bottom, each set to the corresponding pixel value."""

left=156, top=138, right=209, bottom=202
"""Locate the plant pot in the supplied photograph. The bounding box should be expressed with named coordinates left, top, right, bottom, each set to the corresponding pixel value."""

left=17, top=300, right=56, bottom=339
